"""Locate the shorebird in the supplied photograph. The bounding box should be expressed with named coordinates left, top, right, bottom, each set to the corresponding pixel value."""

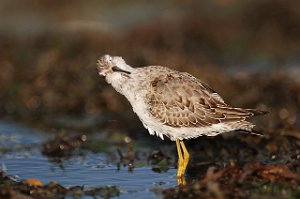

left=96, top=54, right=266, bottom=185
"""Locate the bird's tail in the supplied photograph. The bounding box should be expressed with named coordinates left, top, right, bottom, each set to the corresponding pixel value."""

left=248, top=128, right=264, bottom=136
left=231, top=120, right=265, bottom=136
left=245, top=109, right=269, bottom=116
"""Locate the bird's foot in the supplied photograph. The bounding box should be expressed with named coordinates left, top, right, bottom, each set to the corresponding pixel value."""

left=177, top=175, right=187, bottom=186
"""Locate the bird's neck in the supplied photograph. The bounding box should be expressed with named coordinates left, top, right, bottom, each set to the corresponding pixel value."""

left=106, top=71, right=131, bottom=95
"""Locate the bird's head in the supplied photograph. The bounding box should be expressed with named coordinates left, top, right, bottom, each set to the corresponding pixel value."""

left=96, top=54, right=132, bottom=77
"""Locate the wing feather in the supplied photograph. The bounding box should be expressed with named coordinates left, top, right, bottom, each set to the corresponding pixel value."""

left=146, top=72, right=260, bottom=128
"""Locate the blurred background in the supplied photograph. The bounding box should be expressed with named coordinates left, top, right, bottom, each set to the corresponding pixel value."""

left=0, top=0, right=299, bottom=132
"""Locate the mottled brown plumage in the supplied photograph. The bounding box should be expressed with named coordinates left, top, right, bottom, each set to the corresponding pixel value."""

left=145, top=71, right=266, bottom=129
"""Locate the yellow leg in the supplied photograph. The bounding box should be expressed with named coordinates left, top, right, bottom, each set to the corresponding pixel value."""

left=176, top=139, right=183, bottom=177
left=176, top=139, right=189, bottom=186
left=179, top=140, right=190, bottom=176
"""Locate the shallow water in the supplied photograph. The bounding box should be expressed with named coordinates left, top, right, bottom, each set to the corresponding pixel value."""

left=0, top=120, right=176, bottom=198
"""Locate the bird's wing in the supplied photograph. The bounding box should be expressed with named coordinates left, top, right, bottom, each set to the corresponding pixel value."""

left=145, top=72, right=257, bottom=128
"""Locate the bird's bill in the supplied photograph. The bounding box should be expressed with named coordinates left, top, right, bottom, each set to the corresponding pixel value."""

left=112, top=66, right=131, bottom=74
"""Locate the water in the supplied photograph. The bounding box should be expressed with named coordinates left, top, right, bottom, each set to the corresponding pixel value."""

left=0, top=120, right=176, bottom=198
